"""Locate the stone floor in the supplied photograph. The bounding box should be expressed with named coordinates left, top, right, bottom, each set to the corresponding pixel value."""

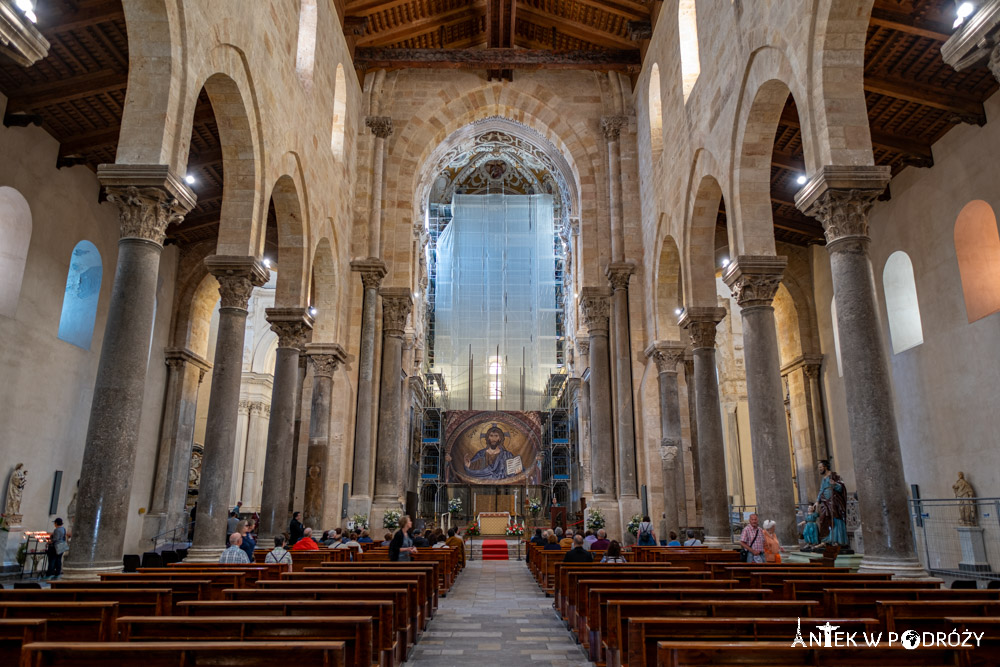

left=404, top=559, right=593, bottom=666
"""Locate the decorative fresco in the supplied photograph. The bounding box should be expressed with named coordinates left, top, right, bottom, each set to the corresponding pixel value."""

left=444, top=410, right=544, bottom=485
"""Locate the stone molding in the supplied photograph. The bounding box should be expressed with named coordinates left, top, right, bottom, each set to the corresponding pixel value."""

left=722, top=255, right=787, bottom=309
left=205, top=256, right=269, bottom=311
left=579, top=287, right=612, bottom=333
left=645, top=340, right=686, bottom=374
left=306, top=342, right=347, bottom=378
left=266, top=307, right=314, bottom=351
left=600, top=115, right=628, bottom=141
left=605, top=261, right=636, bottom=291
left=794, top=165, right=891, bottom=246
left=163, top=347, right=212, bottom=378
left=942, top=1, right=1000, bottom=86
left=379, top=287, right=413, bottom=336
left=0, top=0, right=50, bottom=66
left=351, top=258, right=388, bottom=290
left=780, top=353, right=825, bottom=376
left=678, top=307, right=727, bottom=350
left=366, top=115, right=394, bottom=139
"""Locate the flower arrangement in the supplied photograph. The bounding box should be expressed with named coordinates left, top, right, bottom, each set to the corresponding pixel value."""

left=448, top=497, right=462, bottom=515
left=466, top=521, right=480, bottom=536
left=527, top=498, right=542, bottom=516
left=586, top=507, right=606, bottom=532
left=382, top=508, right=401, bottom=531
left=351, top=513, right=369, bottom=530
left=505, top=519, right=525, bottom=537
left=626, top=514, right=643, bottom=536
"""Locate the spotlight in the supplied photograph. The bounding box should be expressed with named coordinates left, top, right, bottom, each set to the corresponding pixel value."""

left=309, top=307, right=318, bottom=316
left=674, top=307, right=683, bottom=316
left=184, top=174, right=196, bottom=185
left=15, top=0, right=36, bottom=23
left=796, top=175, right=808, bottom=185
left=955, top=2, right=975, bottom=27
left=721, top=258, right=730, bottom=268
left=263, top=258, right=271, bottom=268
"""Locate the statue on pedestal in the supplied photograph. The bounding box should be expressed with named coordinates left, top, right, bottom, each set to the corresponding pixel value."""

left=953, top=472, right=977, bottom=527
left=816, top=460, right=848, bottom=547
left=4, top=463, right=27, bottom=524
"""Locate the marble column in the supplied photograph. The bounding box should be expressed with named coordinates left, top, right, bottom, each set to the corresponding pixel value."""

left=606, top=263, right=639, bottom=510
left=683, top=353, right=703, bottom=524
left=289, top=354, right=308, bottom=513
left=187, top=256, right=269, bottom=562
left=797, top=165, right=926, bottom=577
left=647, top=341, right=688, bottom=532
left=64, top=166, right=194, bottom=578
left=659, top=444, right=679, bottom=540
left=302, top=343, right=346, bottom=529
left=601, top=115, right=627, bottom=262
left=576, top=336, right=593, bottom=497
left=780, top=355, right=826, bottom=503
left=240, top=401, right=270, bottom=510
left=144, top=348, right=211, bottom=545
left=803, top=361, right=829, bottom=464
left=678, top=307, right=729, bottom=545
left=348, top=259, right=387, bottom=514
left=580, top=287, right=621, bottom=539
left=365, top=116, right=393, bottom=259
left=258, top=308, right=312, bottom=538
left=723, top=256, right=799, bottom=546
left=370, top=288, right=413, bottom=531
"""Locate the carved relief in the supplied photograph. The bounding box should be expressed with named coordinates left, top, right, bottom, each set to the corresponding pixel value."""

left=216, top=274, right=256, bottom=311
left=381, top=294, right=413, bottom=335
left=580, top=295, right=611, bottom=333
left=577, top=337, right=590, bottom=359
left=802, top=189, right=881, bottom=244
left=366, top=116, right=394, bottom=139
left=651, top=345, right=685, bottom=374
left=309, top=354, right=341, bottom=378
left=728, top=272, right=783, bottom=309
left=606, top=264, right=634, bottom=291
left=687, top=320, right=718, bottom=350
left=601, top=115, right=628, bottom=141
left=270, top=320, right=312, bottom=351
left=105, top=185, right=191, bottom=245
left=659, top=442, right=679, bottom=466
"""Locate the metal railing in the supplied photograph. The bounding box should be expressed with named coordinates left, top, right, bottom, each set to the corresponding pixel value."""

left=910, top=497, right=1000, bottom=581
left=150, top=520, right=194, bottom=551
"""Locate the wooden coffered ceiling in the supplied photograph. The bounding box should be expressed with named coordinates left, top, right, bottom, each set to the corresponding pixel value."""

left=0, top=0, right=995, bottom=250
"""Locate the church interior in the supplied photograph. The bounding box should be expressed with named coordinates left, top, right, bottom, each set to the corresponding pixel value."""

left=2, top=0, right=1000, bottom=662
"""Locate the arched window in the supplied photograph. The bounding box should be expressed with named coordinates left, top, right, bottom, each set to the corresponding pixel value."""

left=0, top=186, right=32, bottom=318
left=58, top=240, right=102, bottom=349
left=831, top=297, right=843, bottom=378
left=331, top=63, right=347, bottom=158
left=954, top=199, right=1000, bottom=323
left=648, top=63, right=663, bottom=160
left=295, top=0, right=318, bottom=90
left=678, top=0, right=701, bottom=102
left=882, top=251, right=923, bottom=353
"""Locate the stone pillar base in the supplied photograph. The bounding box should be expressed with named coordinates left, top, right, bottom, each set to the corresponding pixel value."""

left=617, top=495, right=642, bottom=545
left=857, top=554, right=935, bottom=580
left=59, top=563, right=122, bottom=581
left=588, top=495, right=622, bottom=543
left=183, top=546, right=225, bottom=563
left=346, top=496, right=374, bottom=525
left=369, top=496, right=403, bottom=539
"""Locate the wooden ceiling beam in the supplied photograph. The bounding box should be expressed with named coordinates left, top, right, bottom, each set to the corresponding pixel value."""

left=869, top=5, right=952, bottom=42
left=38, top=0, right=125, bottom=34
left=779, top=106, right=934, bottom=163
left=864, top=74, right=986, bottom=122
left=6, top=69, right=125, bottom=113
left=771, top=213, right=824, bottom=238
left=566, top=0, right=649, bottom=21
left=771, top=149, right=804, bottom=173
left=356, top=2, right=486, bottom=46
left=344, top=0, right=416, bottom=18
left=353, top=47, right=641, bottom=71
left=516, top=4, right=634, bottom=49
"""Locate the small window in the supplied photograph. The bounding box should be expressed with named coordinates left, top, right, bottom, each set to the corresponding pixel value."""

left=488, top=355, right=503, bottom=400
left=678, top=0, right=701, bottom=102
left=882, top=251, right=923, bottom=353
left=331, top=63, right=347, bottom=158
left=58, top=240, right=103, bottom=349
left=954, top=200, right=1000, bottom=323
left=0, top=186, right=32, bottom=318
left=648, top=63, right=663, bottom=160
left=295, top=0, right=318, bottom=90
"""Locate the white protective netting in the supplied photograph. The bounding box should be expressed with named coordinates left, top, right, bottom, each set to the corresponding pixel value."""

left=433, top=194, right=558, bottom=411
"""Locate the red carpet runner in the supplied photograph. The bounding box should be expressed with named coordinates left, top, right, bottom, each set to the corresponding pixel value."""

left=481, top=539, right=509, bottom=561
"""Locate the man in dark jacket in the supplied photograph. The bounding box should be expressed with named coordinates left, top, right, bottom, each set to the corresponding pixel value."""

left=288, top=511, right=304, bottom=545
left=562, top=534, right=594, bottom=563
left=530, top=528, right=546, bottom=547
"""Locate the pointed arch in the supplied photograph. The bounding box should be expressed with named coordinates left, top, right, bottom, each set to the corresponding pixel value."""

left=882, top=251, right=923, bottom=353
left=678, top=0, right=701, bottom=102
left=0, top=186, right=32, bottom=318
left=954, top=200, right=1000, bottom=323
left=58, top=240, right=103, bottom=349
left=331, top=63, right=347, bottom=158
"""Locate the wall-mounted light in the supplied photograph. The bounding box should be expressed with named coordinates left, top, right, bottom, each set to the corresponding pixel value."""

left=954, top=2, right=976, bottom=28
left=15, top=0, right=37, bottom=23
left=721, top=257, right=730, bottom=268
left=796, top=175, right=808, bottom=185
left=309, top=307, right=318, bottom=316
left=184, top=174, right=196, bottom=185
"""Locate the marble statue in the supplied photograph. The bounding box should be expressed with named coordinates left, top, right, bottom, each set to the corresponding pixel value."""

left=953, top=472, right=977, bottom=527
left=4, top=463, right=27, bottom=521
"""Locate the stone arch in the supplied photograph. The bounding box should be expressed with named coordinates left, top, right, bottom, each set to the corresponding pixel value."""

left=269, top=160, right=310, bottom=308
left=683, top=150, right=727, bottom=307
left=772, top=283, right=802, bottom=365
left=310, top=237, right=337, bottom=340
left=0, top=186, right=31, bottom=318
left=251, top=330, right=279, bottom=373
left=185, top=272, right=221, bottom=360
left=331, top=63, right=347, bottom=158
left=655, top=234, right=682, bottom=340
left=779, top=268, right=818, bottom=355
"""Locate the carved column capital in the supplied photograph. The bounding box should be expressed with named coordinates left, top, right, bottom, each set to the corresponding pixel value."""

left=205, top=256, right=270, bottom=311
left=794, top=165, right=891, bottom=246
left=351, top=258, right=388, bottom=290
left=659, top=440, right=680, bottom=466
left=722, top=255, right=787, bottom=310
left=645, top=341, right=686, bottom=374
left=379, top=287, right=413, bottom=337
left=164, top=347, right=212, bottom=375
left=605, top=261, right=635, bottom=291
left=600, top=115, right=628, bottom=141
left=579, top=287, right=612, bottom=334
left=239, top=399, right=252, bottom=414
left=366, top=115, right=394, bottom=139
left=678, top=307, right=727, bottom=350
left=98, top=165, right=196, bottom=245
left=266, top=308, right=314, bottom=351
left=306, top=342, right=347, bottom=378
left=803, top=363, right=822, bottom=380
left=576, top=335, right=591, bottom=359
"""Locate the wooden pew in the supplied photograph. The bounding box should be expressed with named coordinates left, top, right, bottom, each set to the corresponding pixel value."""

left=877, top=600, right=1000, bottom=633
left=20, top=640, right=346, bottom=667
left=102, top=571, right=246, bottom=600
left=0, top=619, right=45, bottom=664
left=627, top=618, right=878, bottom=667
left=946, top=617, right=1000, bottom=667
left=301, top=566, right=438, bottom=619
left=317, top=561, right=444, bottom=603
left=562, top=569, right=704, bottom=625
left=645, top=550, right=741, bottom=571
left=253, top=548, right=344, bottom=571
left=0, top=588, right=171, bottom=617
left=51, top=579, right=211, bottom=610
left=716, top=565, right=850, bottom=585
left=166, top=561, right=286, bottom=581
left=750, top=571, right=892, bottom=593
left=707, top=561, right=845, bottom=579
left=787, top=579, right=937, bottom=602
left=178, top=599, right=396, bottom=667
left=118, top=616, right=372, bottom=667
left=0, top=601, right=117, bottom=642
left=655, top=640, right=968, bottom=666
left=826, top=589, right=999, bottom=617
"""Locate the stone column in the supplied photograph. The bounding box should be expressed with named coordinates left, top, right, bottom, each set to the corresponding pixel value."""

left=606, top=263, right=639, bottom=515
left=289, top=354, right=308, bottom=513
left=370, top=288, right=413, bottom=531
left=240, top=401, right=270, bottom=510
left=576, top=336, right=593, bottom=497
left=659, top=444, right=679, bottom=540
left=723, top=256, right=798, bottom=546
left=258, top=308, right=312, bottom=538
left=302, top=343, right=346, bottom=529
left=601, top=115, right=627, bottom=262
left=647, top=341, right=688, bottom=532
left=797, top=165, right=926, bottom=577
left=187, top=256, right=269, bottom=562
left=780, top=355, right=826, bottom=503
left=580, top=287, right=621, bottom=539
left=678, top=307, right=729, bottom=545
left=348, top=259, right=387, bottom=515
left=365, top=116, right=393, bottom=259
left=63, top=166, right=194, bottom=578
left=683, top=353, right=703, bottom=524
left=144, top=348, right=211, bottom=545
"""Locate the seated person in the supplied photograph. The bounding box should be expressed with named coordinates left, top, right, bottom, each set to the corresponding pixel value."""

left=563, top=534, right=594, bottom=563
left=530, top=528, right=547, bottom=547
left=590, top=529, right=610, bottom=551
left=265, top=535, right=293, bottom=567
left=290, top=527, right=319, bottom=550
left=682, top=529, right=702, bottom=546
left=600, top=540, right=627, bottom=563
left=666, top=531, right=681, bottom=547
left=559, top=528, right=574, bottom=549
left=381, top=532, right=393, bottom=546
left=357, top=529, right=373, bottom=544
left=412, top=529, right=431, bottom=548
left=219, top=532, right=250, bottom=564
left=543, top=532, right=561, bottom=550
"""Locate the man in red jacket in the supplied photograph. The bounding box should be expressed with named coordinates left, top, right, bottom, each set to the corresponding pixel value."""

left=290, top=526, right=319, bottom=550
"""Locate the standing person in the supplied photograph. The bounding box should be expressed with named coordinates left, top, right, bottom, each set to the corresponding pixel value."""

left=288, top=511, right=304, bottom=545
left=739, top=513, right=765, bottom=563
left=226, top=511, right=239, bottom=542
left=762, top=519, right=785, bottom=563
left=220, top=533, right=250, bottom=564
left=238, top=519, right=256, bottom=562
left=389, top=515, right=417, bottom=561
left=600, top=540, right=627, bottom=563
left=637, top=515, right=656, bottom=546
left=45, top=518, right=67, bottom=578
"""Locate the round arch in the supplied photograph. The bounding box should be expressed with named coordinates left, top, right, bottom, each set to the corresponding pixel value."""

left=310, top=237, right=337, bottom=341
left=683, top=149, right=728, bottom=307
left=654, top=233, right=682, bottom=340
left=269, top=157, right=310, bottom=308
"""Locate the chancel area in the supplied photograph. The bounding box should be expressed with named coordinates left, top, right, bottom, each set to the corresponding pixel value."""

left=2, top=0, right=1000, bottom=664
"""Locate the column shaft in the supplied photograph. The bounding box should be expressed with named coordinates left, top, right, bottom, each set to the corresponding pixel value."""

left=302, top=344, right=346, bottom=530
left=289, top=355, right=308, bottom=513
left=683, top=356, right=703, bottom=524
left=601, top=116, right=627, bottom=263
left=608, top=268, right=637, bottom=499
left=365, top=117, right=393, bottom=259
left=648, top=341, right=688, bottom=534
left=350, top=260, right=386, bottom=506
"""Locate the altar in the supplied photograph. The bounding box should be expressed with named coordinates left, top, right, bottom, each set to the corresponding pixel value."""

left=477, top=512, right=511, bottom=535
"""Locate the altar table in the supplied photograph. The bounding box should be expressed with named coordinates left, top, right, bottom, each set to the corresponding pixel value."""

left=477, top=512, right=511, bottom=535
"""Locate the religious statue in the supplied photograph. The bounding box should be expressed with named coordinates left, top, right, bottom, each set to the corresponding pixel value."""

left=460, top=425, right=516, bottom=481
left=953, top=472, right=977, bottom=527
left=4, top=463, right=27, bottom=522
left=816, top=460, right=848, bottom=547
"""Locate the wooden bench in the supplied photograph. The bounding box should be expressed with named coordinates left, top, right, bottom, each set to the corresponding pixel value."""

left=557, top=566, right=697, bottom=618
left=786, top=579, right=937, bottom=602
left=102, top=571, right=246, bottom=600
left=655, top=640, right=968, bottom=666
left=563, top=570, right=708, bottom=626
left=707, top=561, right=847, bottom=579
left=750, top=571, right=892, bottom=593
left=316, top=561, right=444, bottom=603
left=298, top=567, right=438, bottom=619
left=0, top=601, right=116, bottom=642
left=166, top=562, right=286, bottom=581
left=20, top=640, right=346, bottom=667
left=826, top=589, right=998, bottom=616
left=627, top=618, right=877, bottom=667
left=717, top=565, right=851, bottom=585
left=0, top=588, right=171, bottom=617
left=0, top=619, right=45, bottom=664
left=877, top=600, right=1000, bottom=633
left=52, top=579, right=211, bottom=610
left=118, top=615, right=372, bottom=667
left=644, top=550, right=741, bottom=571
left=253, top=548, right=345, bottom=571
left=946, top=617, right=1000, bottom=667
